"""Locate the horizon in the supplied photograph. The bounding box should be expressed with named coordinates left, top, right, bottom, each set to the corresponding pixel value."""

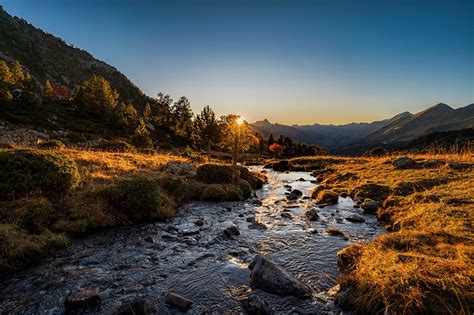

left=2, top=0, right=473, bottom=124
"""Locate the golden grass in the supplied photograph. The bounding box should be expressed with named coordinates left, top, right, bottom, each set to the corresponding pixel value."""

left=291, top=153, right=474, bottom=313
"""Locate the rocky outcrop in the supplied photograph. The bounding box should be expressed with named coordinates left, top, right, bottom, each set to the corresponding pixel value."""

left=248, top=255, right=312, bottom=298
left=392, top=157, right=417, bottom=169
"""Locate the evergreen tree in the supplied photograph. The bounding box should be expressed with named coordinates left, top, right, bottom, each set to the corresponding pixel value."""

left=73, top=75, right=119, bottom=115
left=44, top=80, right=54, bottom=98
left=268, top=134, right=274, bottom=146
left=143, top=103, right=152, bottom=122
left=114, top=101, right=138, bottom=127
left=193, top=105, right=221, bottom=162
left=171, top=96, right=193, bottom=138
left=130, top=118, right=153, bottom=148
left=10, top=61, right=24, bottom=85
left=0, top=60, right=12, bottom=85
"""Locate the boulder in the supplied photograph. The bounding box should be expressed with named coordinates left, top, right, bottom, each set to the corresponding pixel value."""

left=392, top=157, right=417, bottom=169
left=65, top=289, right=101, bottom=314
left=272, top=160, right=290, bottom=172
left=241, top=294, right=272, bottom=315
left=304, top=209, right=320, bottom=221
left=287, top=189, right=303, bottom=200
left=220, top=221, right=240, bottom=237
left=361, top=199, right=378, bottom=214
left=113, top=299, right=156, bottom=315
left=339, top=192, right=348, bottom=198
left=326, top=227, right=345, bottom=237
left=165, top=292, right=193, bottom=312
left=316, top=190, right=339, bottom=204
left=248, top=255, right=312, bottom=298
left=350, top=183, right=391, bottom=204
left=345, top=214, right=365, bottom=223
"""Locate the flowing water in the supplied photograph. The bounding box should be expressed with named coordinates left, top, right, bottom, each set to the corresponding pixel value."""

left=0, top=169, right=384, bottom=314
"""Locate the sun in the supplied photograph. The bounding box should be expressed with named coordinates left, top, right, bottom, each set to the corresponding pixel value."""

left=236, top=116, right=244, bottom=126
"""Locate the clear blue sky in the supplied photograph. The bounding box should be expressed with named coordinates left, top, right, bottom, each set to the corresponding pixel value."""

left=2, top=0, right=473, bottom=124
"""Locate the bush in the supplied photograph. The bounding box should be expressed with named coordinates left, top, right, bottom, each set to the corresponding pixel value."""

left=0, top=198, right=58, bottom=234
left=201, top=184, right=227, bottom=201
left=94, top=140, right=134, bottom=152
left=0, top=149, right=81, bottom=200
left=102, top=176, right=175, bottom=223
left=38, top=140, right=66, bottom=150
left=0, top=224, right=69, bottom=275
left=196, top=164, right=240, bottom=184
left=130, top=134, right=153, bottom=149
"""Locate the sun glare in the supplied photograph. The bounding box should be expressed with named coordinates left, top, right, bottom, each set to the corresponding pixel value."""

left=236, top=116, right=244, bottom=125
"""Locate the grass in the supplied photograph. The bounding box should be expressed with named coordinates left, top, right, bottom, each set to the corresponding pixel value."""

left=0, top=147, right=266, bottom=275
left=282, top=153, right=473, bottom=314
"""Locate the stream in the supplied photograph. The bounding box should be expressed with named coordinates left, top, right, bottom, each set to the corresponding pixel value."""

left=0, top=169, right=384, bottom=314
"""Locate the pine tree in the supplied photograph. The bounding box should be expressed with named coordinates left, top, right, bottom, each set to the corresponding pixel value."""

left=73, top=75, right=119, bottom=115
left=0, top=60, right=12, bottom=85
left=10, top=61, right=24, bottom=85
left=130, top=118, right=153, bottom=148
left=143, top=103, right=152, bottom=122
left=268, top=134, right=275, bottom=146
left=171, top=96, right=193, bottom=138
left=193, top=105, right=221, bottom=162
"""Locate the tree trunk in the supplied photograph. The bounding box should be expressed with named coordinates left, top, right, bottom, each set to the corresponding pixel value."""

left=207, top=140, right=211, bottom=163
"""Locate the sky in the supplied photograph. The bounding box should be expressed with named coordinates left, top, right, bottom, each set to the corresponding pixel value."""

left=2, top=0, right=473, bottom=125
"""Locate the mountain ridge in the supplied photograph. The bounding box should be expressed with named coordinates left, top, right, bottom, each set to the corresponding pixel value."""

left=250, top=103, right=474, bottom=152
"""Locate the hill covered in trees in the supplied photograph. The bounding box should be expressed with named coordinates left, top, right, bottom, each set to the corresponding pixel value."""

left=0, top=6, right=146, bottom=108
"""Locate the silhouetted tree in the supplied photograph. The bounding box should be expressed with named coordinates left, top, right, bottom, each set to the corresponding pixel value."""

left=193, top=105, right=221, bottom=162
left=171, top=96, right=193, bottom=138
left=73, top=75, right=119, bottom=115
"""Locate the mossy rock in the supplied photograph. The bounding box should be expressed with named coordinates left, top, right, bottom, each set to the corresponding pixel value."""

left=94, top=140, right=134, bottom=152
left=38, top=140, right=66, bottom=150
left=316, top=190, right=339, bottom=204
left=238, top=179, right=252, bottom=199
left=0, top=149, right=81, bottom=200
left=196, top=164, right=240, bottom=184
left=350, top=183, right=392, bottom=204
left=102, top=176, right=176, bottom=223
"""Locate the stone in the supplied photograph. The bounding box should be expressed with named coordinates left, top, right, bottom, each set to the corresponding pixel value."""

left=65, top=289, right=101, bottom=313
left=316, top=175, right=324, bottom=182
left=272, top=160, right=290, bottom=172
left=304, top=209, right=319, bottom=221
left=241, top=294, right=272, bottom=315
left=339, top=192, right=348, bottom=198
left=176, top=223, right=200, bottom=236
left=392, top=157, right=417, bottom=169
left=194, top=218, right=205, bottom=226
left=165, top=292, right=193, bottom=312
left=113, top=299, right=156, bottom=315
left=167, top=161, right=197, bottom=174
left=144, top=235, right=155, bottom=243
left=361, top=200, right=378, bottom=214
left=345, top=214, right=365, bottom=223
left=221, top=221, right=240, bottom=237
left=350, top=183, right=391, bottom=204
left=326, top=227, right=345, bottom=237
left=316, top=190, right=339, bottom=204
left=280, top=212, right=292, bottom=219
left=248, top=255, right=312, bottom=298
left=287, top=189, right=303, bottom=200
left=298, top=178, right=306, bottom=182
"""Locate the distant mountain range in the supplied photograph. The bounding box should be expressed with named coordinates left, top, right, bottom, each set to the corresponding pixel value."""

left=251, top=103, right=474, bottom=153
